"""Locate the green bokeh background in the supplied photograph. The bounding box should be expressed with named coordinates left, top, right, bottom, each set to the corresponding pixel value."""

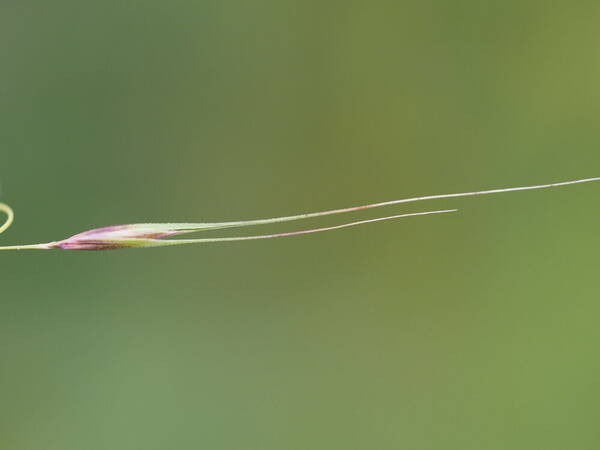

left=2, top=2, right=600, bottom=449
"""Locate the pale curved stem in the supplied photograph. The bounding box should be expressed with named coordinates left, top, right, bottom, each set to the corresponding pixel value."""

left=0, top=203, right=51, bottom=250
left=0, top=203, right=14, bottom=235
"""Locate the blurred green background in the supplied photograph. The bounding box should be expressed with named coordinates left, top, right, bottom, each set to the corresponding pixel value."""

left=2, top=1, right=600, bottom=449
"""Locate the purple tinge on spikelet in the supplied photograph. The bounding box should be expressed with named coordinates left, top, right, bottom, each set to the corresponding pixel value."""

left=66, top=224, right=178, bottom=240
left=48, top=224, right=180, bottom=250
left=50, top=241, right=132, bottom=250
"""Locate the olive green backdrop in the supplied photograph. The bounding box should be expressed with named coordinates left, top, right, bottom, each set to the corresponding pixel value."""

left=2, top=1, right=600, bottom=449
